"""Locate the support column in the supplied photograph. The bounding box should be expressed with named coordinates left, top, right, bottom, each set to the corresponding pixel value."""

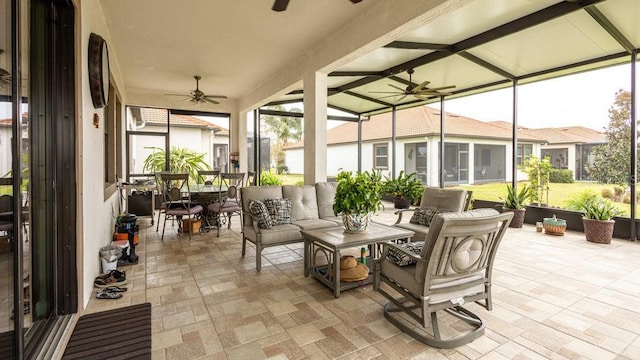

left=512, top=80, right=519, bottom=190
left=630, top=51, right=637, bottom=241
left=303, top=71, right=328, bottom=184
left=235, top=110, right=248, bottom=174
left=439, top=97, right=445, bottom=188
left=392, top=106, right=397, bottom=177
left=358, top=119, right=362, bottom=172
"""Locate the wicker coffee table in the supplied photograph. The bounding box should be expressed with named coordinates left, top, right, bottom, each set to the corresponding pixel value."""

left=302, top=222, right=414, bottom=298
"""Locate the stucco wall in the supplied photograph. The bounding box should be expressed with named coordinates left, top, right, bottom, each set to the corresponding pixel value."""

left=80, top=1, right=125, bottom=308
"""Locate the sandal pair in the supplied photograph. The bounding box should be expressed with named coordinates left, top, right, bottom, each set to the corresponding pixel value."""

left=95, top=286, right=127, bottom=299
left=94, top=270, right=127, bottom=288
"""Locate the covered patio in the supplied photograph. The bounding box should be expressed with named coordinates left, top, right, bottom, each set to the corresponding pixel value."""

left=85, top=206, right=640, bottom=359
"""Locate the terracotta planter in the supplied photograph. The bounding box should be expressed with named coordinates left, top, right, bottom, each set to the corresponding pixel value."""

left=503, top=207, right=526, bottom=228
left=583, top=218, right=615, bottom=244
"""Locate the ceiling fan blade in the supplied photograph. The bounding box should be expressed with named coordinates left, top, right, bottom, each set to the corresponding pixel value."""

left=417, top=85, right=457, bottom=93
left=411, top=80, right=431, bottom=93
left=388, top=84, right=408, bottom=93
left=204, top=95, right=228, bottom=99
left=376, top=94, right=406, bottom=100
left=396, top=94, right=408, bottom=102
left=369, top=91, right=405, bottom=94
left=164, top=93, right=190, bottom=97
left=272, top=0, right=289, bottom=12
left=203, top=98, right=220, bottom=105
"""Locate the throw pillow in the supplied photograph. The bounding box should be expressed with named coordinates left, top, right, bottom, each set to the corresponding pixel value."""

left=264, top=198, right=292, bottom=225
left=249, top=200, right=273, bottom=229
left=409, top=208, right=444, bottom=226
left=386, top=241, right=425, bottom=266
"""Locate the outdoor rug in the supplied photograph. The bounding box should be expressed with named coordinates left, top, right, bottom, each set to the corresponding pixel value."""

left=62, top=303, right=151, bottom=360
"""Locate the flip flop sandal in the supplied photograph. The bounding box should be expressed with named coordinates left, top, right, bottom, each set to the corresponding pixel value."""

left=96, top=290, right=123, bottom=299
left=109, top=269, right=127, bottom=282
left=104, top=286, right=128, bottom=292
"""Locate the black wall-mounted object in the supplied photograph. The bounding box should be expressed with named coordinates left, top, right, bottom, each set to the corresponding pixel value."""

left=88, top=32, right=110, bottom=108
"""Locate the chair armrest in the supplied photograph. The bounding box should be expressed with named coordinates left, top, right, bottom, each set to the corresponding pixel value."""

left=393, top=208, right=417, bottom=225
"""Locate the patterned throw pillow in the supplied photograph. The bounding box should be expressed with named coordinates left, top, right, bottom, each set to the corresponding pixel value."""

left=264, top=198, right=292, bottom=225
left=249, top=200, right=273, bottom=229
left=386, top=241, right=425, bottom=266
left=409, top=208, right=444, bottom=226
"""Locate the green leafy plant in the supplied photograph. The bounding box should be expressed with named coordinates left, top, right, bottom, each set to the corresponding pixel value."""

left=260, top=170, right=283, bottom=186
left=581, top=197, right=623, bottom=221
left=565, top=190, right=599, bottom=211
left=382, top=171, right=424, bottom=203
left=143, top=146, right=211, bottom=183
left=523, top=155, right=552, bottom=205
left=502, top=183, right=533, bottom=210
left=549, top=169, right=574, bottom=183
left=333, top=170, right=383, bottom=215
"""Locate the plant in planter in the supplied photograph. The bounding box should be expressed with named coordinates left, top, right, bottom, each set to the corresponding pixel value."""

left=580, top=197, right=623, bottom=244
left=502, top=183, right=533, bottom=228
left=382, top=171, right=424, bottom=209
left=333, top=170, right=384, bottom=233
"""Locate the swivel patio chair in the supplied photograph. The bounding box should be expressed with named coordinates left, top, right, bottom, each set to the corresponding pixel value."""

left=373, top=208, right=512, bottom=348
left=393, top=187, right=471, bottom=241
left=158, top=173, right=203, bottom=241
left=206, top=172, right=244, bottom=236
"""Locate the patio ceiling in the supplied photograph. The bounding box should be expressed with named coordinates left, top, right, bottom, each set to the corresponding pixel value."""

left=271, top=0, right=640, bottom=117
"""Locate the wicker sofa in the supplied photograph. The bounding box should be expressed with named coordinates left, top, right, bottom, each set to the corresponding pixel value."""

left=240, top=182, right=342, bottom=271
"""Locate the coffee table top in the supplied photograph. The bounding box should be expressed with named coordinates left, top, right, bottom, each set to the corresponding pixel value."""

left=301, top=222, right=414, bottom=249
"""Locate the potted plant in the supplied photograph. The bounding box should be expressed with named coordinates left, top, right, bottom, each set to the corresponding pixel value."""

left=502, top=183, right=533, bottom=228
left=580, top=197, right=623, bottom=244
left=383, top=171, right=424, bottom=209
left=333, top=170, right=384, bottom=233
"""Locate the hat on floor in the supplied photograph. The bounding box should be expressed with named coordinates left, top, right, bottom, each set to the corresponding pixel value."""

left=339, top=255, right=369, bottom=282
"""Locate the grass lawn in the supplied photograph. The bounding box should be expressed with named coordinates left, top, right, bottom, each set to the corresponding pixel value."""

left=455, top=182, right=631, bottom=215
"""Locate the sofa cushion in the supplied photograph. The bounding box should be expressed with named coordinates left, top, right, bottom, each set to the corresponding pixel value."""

left=264, top=198, right=292, bottom=225
left=248, top=200, right=273, bottom=229
left=394, top=222, right=428, bottom=242
left=256, top=224, right=302, bottom=245
left=283, top=185, right=319, bottom=221
left=292, top=219, right=340, bottom=230
left=241, top=186, right=284, bottom=212
left=315, top=182, right=338, bottom=219
left=387, top=241, right=424, bottom=266
left=409, top=208, right=445, bottom=226
left=419, top=187, right=467, bottom=212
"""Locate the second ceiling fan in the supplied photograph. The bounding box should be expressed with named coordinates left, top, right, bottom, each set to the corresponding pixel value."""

left=272, top=0, right=362, bottom=12
left=370, top=69, right=456, bottom=101
left=165, top=75, right=227, bottom=105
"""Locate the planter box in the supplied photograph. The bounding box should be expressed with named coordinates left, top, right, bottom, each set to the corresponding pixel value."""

left=182, top=218, right=202, bottom=234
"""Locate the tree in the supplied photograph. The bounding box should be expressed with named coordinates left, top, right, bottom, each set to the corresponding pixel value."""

left=586, top=90, right=635, bottom=186
left=523, top=154, right=552, bottom=205
left=143, top=146, right=211, bottom=183
left=261, top=105, right=302, bottom=173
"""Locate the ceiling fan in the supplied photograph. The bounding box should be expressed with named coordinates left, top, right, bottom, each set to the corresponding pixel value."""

left=272, top=0, right=362, bottom=12
left=165, top=75, right=227, bottom=105
left=370, top=69, right=456, bottom=101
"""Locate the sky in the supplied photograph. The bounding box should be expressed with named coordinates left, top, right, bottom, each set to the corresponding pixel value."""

left=435, top=63, right=633, bottom=131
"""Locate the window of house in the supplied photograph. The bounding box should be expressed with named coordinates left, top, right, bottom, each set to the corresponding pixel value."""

left=373, top=143, right=388, bottom=169
left=516, top=144, right=532, bottom=166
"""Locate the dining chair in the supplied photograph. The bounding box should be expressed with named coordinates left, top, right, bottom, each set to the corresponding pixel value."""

left=196, top=170, right=220, bottom=230
left=154, top=171, right=171, bottom=232
left=247, top=171, right=257, bottom=186
left=207, top=172, right=244, bottom=236
left=159, top=173, right=203, bottom=241
left=198, top=169, right=220, bottom=186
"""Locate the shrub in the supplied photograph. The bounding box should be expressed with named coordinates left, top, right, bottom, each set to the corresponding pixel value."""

left=260, top=171, right=283, bottom=186
left=294, top=180, right=305, bottom=186
left=623, top=192, right=631, bottom=204
left=549, top=169, right=574, bottom=183
left=613, top=186, right=625, bottom=202
left=601, top=188, right=614, bottom=200
left=565, top=190, right=599, bottom=211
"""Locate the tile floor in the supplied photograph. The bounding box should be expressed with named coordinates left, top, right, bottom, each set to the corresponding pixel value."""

left=84, top=205, right=640, bottom=359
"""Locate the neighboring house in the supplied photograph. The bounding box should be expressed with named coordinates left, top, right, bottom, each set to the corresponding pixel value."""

left=284, top=106, right=546, bottom=186
left=0, top=116, right=28, bottom=180
left=489, top=122, right=605, bottom=181
left=127, top=108, right=230, bottom=174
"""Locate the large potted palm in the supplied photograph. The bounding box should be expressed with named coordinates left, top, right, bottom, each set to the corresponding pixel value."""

left=143, top=146, right=211, bottom=183
left=333, top=170, right=384, bottom=233
left=383, top=171, right=424, bottom=209
left=502, top=183, right=533, bottom=228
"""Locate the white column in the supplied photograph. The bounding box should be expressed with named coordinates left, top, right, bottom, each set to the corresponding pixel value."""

left=303, top=71, right=328, bottom=184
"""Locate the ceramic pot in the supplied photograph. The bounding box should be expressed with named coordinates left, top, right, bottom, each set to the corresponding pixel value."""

left=583, top=218, right=615, bottom=244
left=503, top=207, right=525, bottom=228
left=342, top=212, right=372, bottom=233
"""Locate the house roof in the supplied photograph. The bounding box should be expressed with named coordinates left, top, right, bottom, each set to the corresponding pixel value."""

left=141, top=108, right=229, bottom=136
left=487, top=121, right=605, bottom=144
left=284, top=106, right=545, bottom=149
